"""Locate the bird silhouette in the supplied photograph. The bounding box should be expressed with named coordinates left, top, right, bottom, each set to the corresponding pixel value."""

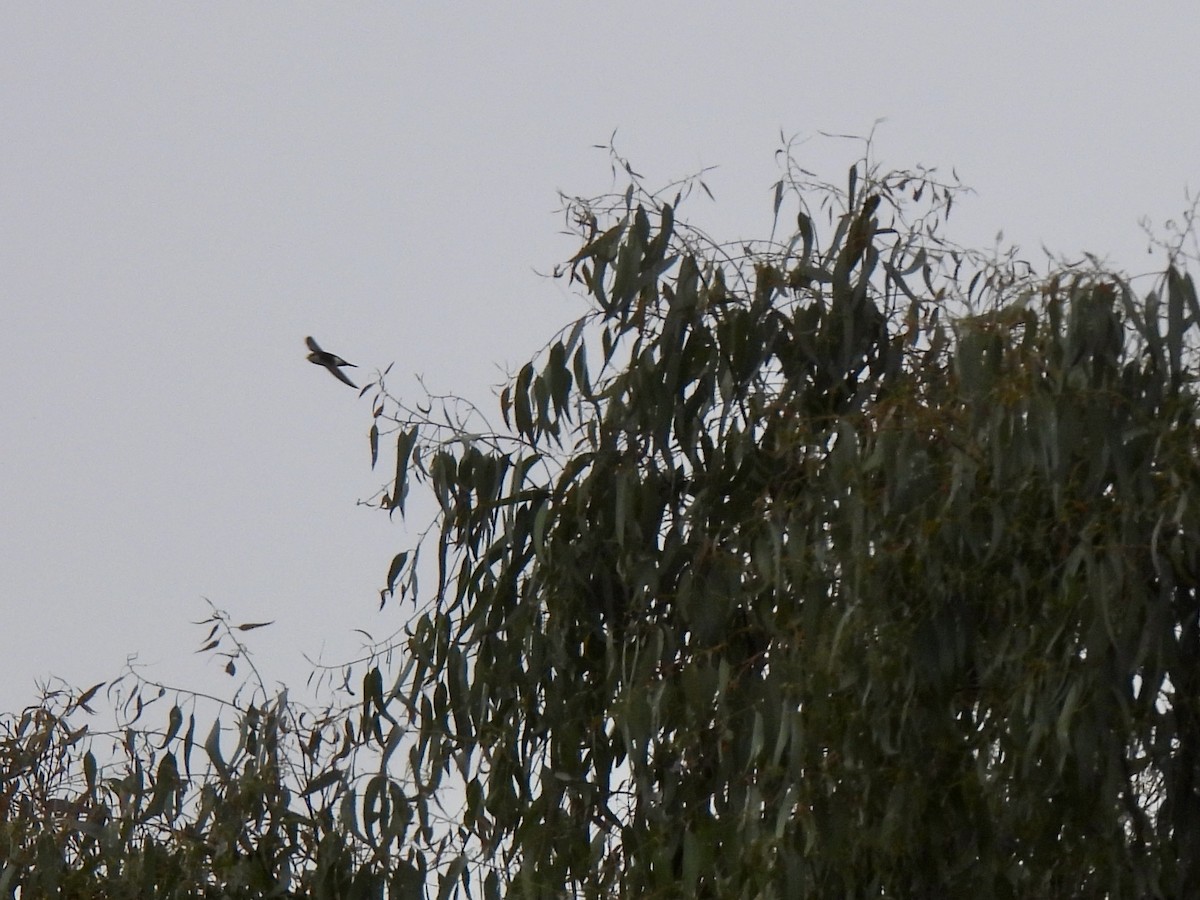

left=305, top=336, right=358, bottom=388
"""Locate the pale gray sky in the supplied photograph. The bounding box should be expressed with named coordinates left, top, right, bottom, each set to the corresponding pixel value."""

left=3, top=4, right=1198, bottom=713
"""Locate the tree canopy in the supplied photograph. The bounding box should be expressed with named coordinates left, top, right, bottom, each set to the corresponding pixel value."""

left=6, top=149, right=1200, bottom=898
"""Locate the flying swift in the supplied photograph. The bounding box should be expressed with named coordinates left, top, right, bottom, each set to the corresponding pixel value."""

left=305, top=336, right=358, bottom=388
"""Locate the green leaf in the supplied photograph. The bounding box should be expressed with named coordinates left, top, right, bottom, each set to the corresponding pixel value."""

left=390, top=427, right=419, bottom=514
left=568, top=221, right=624, bottom=265
left=514, top=362, right=534, bottom=438
left=302, top=766, right=343, bottom=797
left=161, top=704, right=183, bottom=748
left=203, top=718, right=227, bottom=776
left=384, top=551, right=408, bottom=597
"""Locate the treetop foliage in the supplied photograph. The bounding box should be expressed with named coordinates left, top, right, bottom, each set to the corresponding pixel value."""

left=6, top=145, right=1200, bottom=898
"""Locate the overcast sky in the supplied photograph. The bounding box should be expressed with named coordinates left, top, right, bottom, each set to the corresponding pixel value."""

left=3, top=4, right=1198, bottom=715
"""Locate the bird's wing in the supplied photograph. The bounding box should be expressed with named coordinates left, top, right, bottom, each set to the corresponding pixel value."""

left=328, top=365, right=358, bottom=389
left=305, top=336, right=322, bottom=353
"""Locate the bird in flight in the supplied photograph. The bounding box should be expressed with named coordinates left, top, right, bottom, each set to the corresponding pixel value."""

left=306, top=336, right=358, bottom=388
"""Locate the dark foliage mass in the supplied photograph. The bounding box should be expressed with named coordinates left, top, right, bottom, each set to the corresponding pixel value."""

left=6, top=150, right=1200, bottom=898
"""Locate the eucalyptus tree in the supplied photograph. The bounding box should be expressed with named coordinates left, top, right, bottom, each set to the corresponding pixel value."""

left=375, top=157, right=1200, bottom=898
